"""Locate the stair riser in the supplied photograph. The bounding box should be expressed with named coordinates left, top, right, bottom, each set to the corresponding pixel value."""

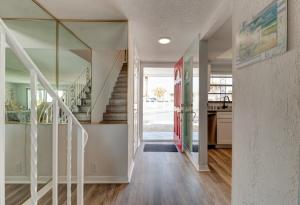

left=103, top=115, right=127, bottom=121
left=115, top=80, right=128, bottom=86
left=114, top=85, right=127, bottom=89
left=79, top=106, right=90, bottom=112
left=82, top=100, right=91, bottom=106
left=118, top=73, right=127, bottom=77
left=115, top=82, right=128, bottom=86
left=114, top=88, right=127, bottom=93
left=110, top=94, right=127, bottom=101
left=74, top=113, right=91, bottom=121
left=117, top=79, right=127, bottom=84
left=110, top=98, right=127, bottom=103
left=84, top=87, right=91, bottom=93
left=81, top=95, right=91, bottom=100
left=112, top=94, right=127, bottom=99
left=109, top=99, right=127, bottom=105
left=84, top=99, right=91, bottom=103
left=107, top=108, right=127, bottom=113
left=107, top=104, right=126, bottom=108
left=82, top=93, right=91, bottom=99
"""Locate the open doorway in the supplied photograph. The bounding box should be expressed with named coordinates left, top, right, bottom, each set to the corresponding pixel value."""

left=142, top=67, right=174, bottom=141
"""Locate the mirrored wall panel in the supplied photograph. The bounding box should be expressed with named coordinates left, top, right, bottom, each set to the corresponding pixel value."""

left=183, top=37, right=200, bottom=165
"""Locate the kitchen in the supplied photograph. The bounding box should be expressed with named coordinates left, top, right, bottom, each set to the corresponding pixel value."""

left=207, top=64, right=232, bottom=187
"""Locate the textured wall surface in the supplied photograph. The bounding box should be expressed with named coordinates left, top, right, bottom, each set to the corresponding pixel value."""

left=232, top=0, right=300, bottom=204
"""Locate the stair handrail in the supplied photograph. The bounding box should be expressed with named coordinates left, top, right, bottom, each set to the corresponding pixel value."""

left=90, top=50, right=125, bottom=113
left=0, top=18, right=88, bottom=205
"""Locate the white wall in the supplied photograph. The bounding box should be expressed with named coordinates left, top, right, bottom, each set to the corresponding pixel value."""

left=232, top=0, right=300, bottom=204
left=5, top=124, right=129, bottom=183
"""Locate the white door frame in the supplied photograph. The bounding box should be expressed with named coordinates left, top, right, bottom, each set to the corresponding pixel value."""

left=140, top=62, right=176, bottom=142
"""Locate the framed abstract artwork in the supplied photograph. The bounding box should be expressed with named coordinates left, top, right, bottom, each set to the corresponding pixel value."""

left=236, top=0, right=288, bottom=68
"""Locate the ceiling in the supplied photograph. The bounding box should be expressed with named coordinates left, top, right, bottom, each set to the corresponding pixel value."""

left=62, top=22, right=128, bottom=50
left=208, top=17, right=232, bottom=61
left=36, top=0, right=232, bottom=62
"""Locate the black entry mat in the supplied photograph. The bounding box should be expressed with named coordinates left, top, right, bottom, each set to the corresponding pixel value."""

left=193, top=144, right=198, bottom=152
left=144, top=144, right=178, bottom=152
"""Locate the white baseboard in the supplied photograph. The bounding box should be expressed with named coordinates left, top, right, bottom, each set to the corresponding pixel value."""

left=199, top=165, right=210, bottom=172
left=5, top=176, right=130, bottom=184
left=5, top=176, right=50, bottom=184
left=84, top=176, right=129, bottom=184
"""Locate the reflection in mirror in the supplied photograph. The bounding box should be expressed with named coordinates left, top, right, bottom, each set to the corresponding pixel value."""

left=58, top=24, right=92, bottom=90
left=0, top=0, right=52, bottom=19
left=59, top=21, right=128, bottom=122
left=4, top=19, right=57, bottom=87
left=58, top=24, right=92, bottom=121
left=1, top=0, right=55, bottom=199
left=5, top=46, right=33, bottom=204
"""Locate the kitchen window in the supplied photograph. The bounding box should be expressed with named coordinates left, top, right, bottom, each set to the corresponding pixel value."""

left=208, top=74, right=232, bottom=102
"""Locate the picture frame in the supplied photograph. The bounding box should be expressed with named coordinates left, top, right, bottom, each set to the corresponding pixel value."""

left=236, top=0, right=288, bottom=68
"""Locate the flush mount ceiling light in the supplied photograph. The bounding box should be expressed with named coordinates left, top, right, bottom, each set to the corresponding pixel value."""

left=158, top=37, right=171, bottom=45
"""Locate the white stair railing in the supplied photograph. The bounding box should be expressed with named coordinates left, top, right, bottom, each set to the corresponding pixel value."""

left=63, top=67, right=91, bottom=112
left=38, top=102, right=53, bottom=123
left=0, top=18, right=88, bottom=205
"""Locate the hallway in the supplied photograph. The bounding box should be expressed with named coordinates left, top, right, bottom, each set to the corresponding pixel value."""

left=83, top=145, right=231, bottom=205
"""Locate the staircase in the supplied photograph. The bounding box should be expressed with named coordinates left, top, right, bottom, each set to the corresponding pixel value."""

left=73, top=80, right=92, bottom=122
left=102, top=63, right=128, bottom=124
left=61, top=67, right=92, bottom=123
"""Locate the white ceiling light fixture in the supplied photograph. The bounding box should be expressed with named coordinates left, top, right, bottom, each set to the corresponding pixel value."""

left=158, top=37, right=171, bottom=45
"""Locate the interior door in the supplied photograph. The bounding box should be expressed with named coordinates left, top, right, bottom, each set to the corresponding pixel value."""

left=174, top=58, right=183, bottom=152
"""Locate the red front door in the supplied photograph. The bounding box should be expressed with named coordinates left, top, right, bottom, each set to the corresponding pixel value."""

left=174, top=58, right=183, bottom=152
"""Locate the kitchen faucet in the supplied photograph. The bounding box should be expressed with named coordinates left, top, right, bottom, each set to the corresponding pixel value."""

left=222, top=96, right=230, bottom=109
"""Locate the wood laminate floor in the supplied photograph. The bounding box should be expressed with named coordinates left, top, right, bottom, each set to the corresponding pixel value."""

left=208, top=148, right=232, bottom=187
left=6, top=146, right=232, bottom=205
